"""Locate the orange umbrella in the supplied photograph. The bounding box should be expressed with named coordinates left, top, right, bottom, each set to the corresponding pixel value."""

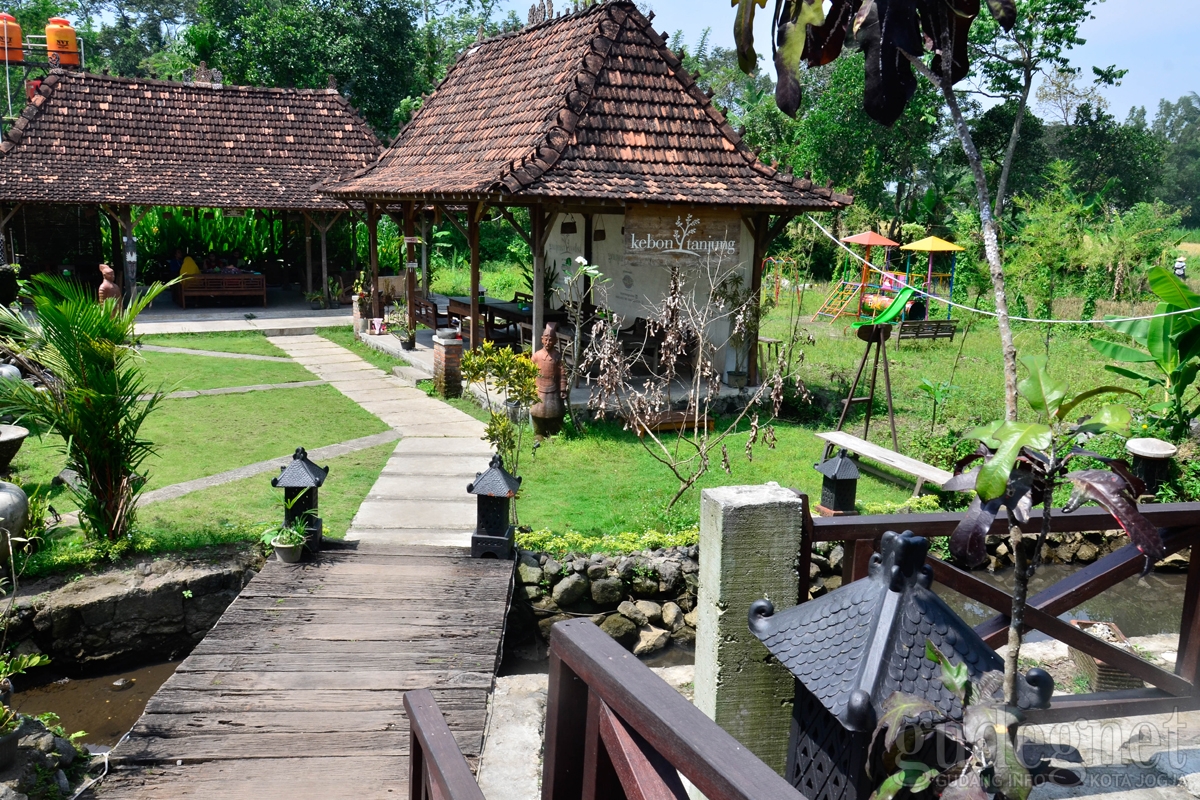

left=842, top=231, right=900, bottom=247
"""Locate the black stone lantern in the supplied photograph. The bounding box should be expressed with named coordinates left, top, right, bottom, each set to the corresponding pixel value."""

left=272, top=447, right=329, bottom=552
left=467, top=454, right=521, bottom=559
left=749, top=531, right=1054, bottom=800
left=815, top=448, right=859, bottom=516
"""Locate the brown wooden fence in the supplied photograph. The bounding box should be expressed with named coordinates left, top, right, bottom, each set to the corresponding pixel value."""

left=803, top=497, right=1200, bottom=723
left=406, top=618, right=806, bottom=800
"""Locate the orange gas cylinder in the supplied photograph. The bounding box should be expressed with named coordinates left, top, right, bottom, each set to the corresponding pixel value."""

left=45, top=17, right=77, bottom=67
left=0, top=14, right=21, bottom=64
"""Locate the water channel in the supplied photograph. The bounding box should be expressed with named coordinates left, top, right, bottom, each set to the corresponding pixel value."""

left=7, top=564, right=1185, bottom=748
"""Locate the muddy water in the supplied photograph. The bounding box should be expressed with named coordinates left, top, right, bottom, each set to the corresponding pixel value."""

left=9, top=662, right=180, bottom=747
left=939, top=564, right=1187, bottom=639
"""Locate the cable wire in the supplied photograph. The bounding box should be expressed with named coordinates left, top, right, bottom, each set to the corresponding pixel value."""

left=806, top=215, right=1200, bottom=325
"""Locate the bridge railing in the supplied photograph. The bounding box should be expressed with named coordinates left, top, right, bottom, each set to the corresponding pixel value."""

left=403, top=688, right=486, bottom=800
left=542, top=618, right=805, bottom=800
left=801, top=497, right=1200, bottom=723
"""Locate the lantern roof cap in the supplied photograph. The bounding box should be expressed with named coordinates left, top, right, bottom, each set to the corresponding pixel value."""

left=468, top=454, right=522, bottom=497
left=749, top=531, right=1052, bottom=731
left=272, top=447, right=329, bottom=488
left=815, top=448, right=859, bottom=480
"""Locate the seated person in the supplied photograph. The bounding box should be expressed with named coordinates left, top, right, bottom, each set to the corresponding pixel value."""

left=167, top=248, right=184, bottom=274
left=178, top=251, right=200, bottom=277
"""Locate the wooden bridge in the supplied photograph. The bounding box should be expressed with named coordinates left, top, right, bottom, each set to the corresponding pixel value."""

left=94, top=541, right=513, bottom=799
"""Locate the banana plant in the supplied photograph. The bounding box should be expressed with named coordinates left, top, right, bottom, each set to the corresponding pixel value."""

left=1090, top=265, right=1200, bottom=440
left=944, top=354, right=1159, bottom=706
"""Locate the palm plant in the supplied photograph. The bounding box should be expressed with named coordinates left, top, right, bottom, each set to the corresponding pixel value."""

left=0, top=275, right=170, bottom=542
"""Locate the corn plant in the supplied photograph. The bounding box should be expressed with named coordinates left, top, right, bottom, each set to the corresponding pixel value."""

left=0, top=275, right=170, bottom=542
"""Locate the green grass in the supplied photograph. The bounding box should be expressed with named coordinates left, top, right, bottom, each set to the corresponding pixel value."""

left=431, top=263, right=524, bottom=299
left=10, top=385, right=389, bottom=504
left=138, top=351, right=317, bottom=392
left=317, top=326, right=410, bottom=371
left=17, top=442, right=396, bottom=578
left=138, top=331, right=289, bottom=357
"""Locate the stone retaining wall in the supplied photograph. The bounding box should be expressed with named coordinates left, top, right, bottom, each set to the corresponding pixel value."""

left=514, top=528, right=1188, bottom=653
left=4, top=545, right=264, bottom=671
left=513, top=546, right=699, bottom=656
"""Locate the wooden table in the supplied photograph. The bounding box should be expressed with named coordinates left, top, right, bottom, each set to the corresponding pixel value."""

left=448, top=296, right=565, bottom=342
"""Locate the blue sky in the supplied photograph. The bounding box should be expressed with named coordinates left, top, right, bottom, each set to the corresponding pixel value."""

left=496, top=0, right=1198, bottom=119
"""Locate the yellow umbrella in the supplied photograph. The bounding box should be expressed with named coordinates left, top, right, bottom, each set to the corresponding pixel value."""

left=900, top=236, right=964, bottom=252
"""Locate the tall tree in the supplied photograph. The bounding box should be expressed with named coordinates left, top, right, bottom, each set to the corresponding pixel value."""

left=196, top=0, right=423, bottom=135
left=1154, top=93, right=1200, bottom=227
left=1054, top=103, right=1165, bottom=208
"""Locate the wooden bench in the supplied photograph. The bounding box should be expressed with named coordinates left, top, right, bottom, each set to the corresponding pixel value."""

left=815, top=430, right=952, bottom=495
left=897, top=319, right=959, bottom=342
left=412, top=294, right=449, bottom=330
left=631, top=410, right=714, bottom=438
left=174, top=274, right=266, bottom=309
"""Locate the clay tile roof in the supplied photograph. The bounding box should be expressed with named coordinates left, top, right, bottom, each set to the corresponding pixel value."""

left=0, top=70, right=383, bottom=210
left=323, top=1, right=850, bottom=211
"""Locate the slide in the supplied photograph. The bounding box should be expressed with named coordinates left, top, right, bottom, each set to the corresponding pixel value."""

left=852, top=287, right=915, bottom=328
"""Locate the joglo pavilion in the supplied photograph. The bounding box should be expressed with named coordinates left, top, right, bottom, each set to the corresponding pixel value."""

left=0, top=0, right=851, bottom=385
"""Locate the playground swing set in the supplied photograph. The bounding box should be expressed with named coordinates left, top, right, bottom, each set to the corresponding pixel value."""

left=811, top=231, right=966, bottom=503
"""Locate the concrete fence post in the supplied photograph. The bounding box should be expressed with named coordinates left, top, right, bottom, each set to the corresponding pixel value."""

left=693, top=483, right=803, bottom=777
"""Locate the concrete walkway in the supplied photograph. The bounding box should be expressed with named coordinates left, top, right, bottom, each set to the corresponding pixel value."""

left=268, top=334, right=491, bottom=548
left=138, top=344, right=294, bottom=362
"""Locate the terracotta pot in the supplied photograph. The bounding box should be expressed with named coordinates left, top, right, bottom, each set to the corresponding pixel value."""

left=727, top=370, right=748, bottom=389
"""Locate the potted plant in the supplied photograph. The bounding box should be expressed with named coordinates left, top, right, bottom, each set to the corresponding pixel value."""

left=305, top=291, right=325, bottom=311
left=387, top=304, right=414, bottom=350
left=261, top=519, right=307, bottom=563
left=327, top=278, right=342, bottom=310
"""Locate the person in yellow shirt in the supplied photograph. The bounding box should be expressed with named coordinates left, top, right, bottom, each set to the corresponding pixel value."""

left=179, top=249, right=200, bottom=277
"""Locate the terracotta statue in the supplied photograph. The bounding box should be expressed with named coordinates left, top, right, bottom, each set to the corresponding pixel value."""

left=530, top=323, right=567, bottom=437
left=98, top=264, right=121, bottom=305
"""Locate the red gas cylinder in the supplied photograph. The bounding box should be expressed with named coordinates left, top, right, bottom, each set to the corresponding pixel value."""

left=0, top=14, right=22, bottom=64
left=45, top=17, right=78, bottom=67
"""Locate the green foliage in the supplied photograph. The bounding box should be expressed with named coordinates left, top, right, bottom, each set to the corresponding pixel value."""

left=1154, top=93, right=1200, bottom=228
left=857, top=495, right=942, bottom=516
left=260, top=515, right=307, bottom=548
left=515, top=527, right=698, bottom=557
left=1055, top=104, right=1165, bottom=208
left=461, top=341, right=538, bottom=475
left=1091, top=266, right=1200, bottom=439
left=916, top=378, right=956, bottom=433
left=0, top=276, right=169, bottom=542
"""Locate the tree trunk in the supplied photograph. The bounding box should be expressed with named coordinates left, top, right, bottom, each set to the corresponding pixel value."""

left=1003, top=522, right=1028, bottom=706
left=910, top=51, right=1019, bottom=421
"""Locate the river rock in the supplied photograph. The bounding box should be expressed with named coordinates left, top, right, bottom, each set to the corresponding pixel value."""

left=542, top=558, right=563, bottom=583
left=616, top=557, right=635, bottom=580
left=599, top=613, right=637, bottom=647
left=551, top=573, right=588, bottom=606
left=632, top=625, right=670, bottom=656
left=829, top=545, right=844, bottom=572
left=680, top=557, right=698, bottom=575
left=521, top=585, right=542, bottom=601
left=661, top=601, right=683, bottom=631
left=617, top=600, right=647, bottom=627
left=1076, top=542, right=1099, bottom=562
left=655, top=559, right=681, bottom=593
left=635, top=600, right=662, bottom=626
left=672, top=625, right=696, bottom=644
left=53, top=770, right=69, bottom=795
left=516, top=552, right=543, bottom=585
left=684, top=609, right=698, bottom=628
left=590, top=577, right=622, bottom=605
left=586, top=562, right=608, bottom=580
left=631, top=573, right=658, bottom=598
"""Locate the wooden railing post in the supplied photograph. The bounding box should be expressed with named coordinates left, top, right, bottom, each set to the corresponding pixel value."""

left=1177, top=529, right=1200, bottom=683
left=542, top=645, right=590, bottom=800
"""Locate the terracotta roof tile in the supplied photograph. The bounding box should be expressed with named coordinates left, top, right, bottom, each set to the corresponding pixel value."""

left=0, top=70, right=382, bottom=210
left=324, top=0, right=848, bottom=211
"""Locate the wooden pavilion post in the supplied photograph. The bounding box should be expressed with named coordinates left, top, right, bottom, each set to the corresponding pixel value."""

left=468, top=204, right=482, bottom=349
left=306, top=212, right=342, bottom=305
left=0, top=204, right=20, bottom=268
left=420, top=209, right=429, bottom=294
left=367, top=203, right=381, bottom=318
left=304, top=214, right=313, bottom=295
left=747, top=212, right=769, bottom=387
left=531, top=205, right=545, bottom=345
left=403, top=202, right=418, bottom=347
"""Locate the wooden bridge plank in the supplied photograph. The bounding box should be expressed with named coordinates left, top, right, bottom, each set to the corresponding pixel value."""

left=100, top=543, right=512, bottom=798
left=816, top=430, right=953, bottom=487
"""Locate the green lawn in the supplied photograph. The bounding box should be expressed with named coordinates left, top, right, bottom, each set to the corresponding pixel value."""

left=138, top=351, right=317, bottom=392
left=317, top=326, right=410, bottom=371
left=138, top=331, right=289, bottom=357
left=19, top=442, right=395, bottom=578
left=430, top=283, right=1179, bottom=544
left=10, top=384, right=389, bottom=505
